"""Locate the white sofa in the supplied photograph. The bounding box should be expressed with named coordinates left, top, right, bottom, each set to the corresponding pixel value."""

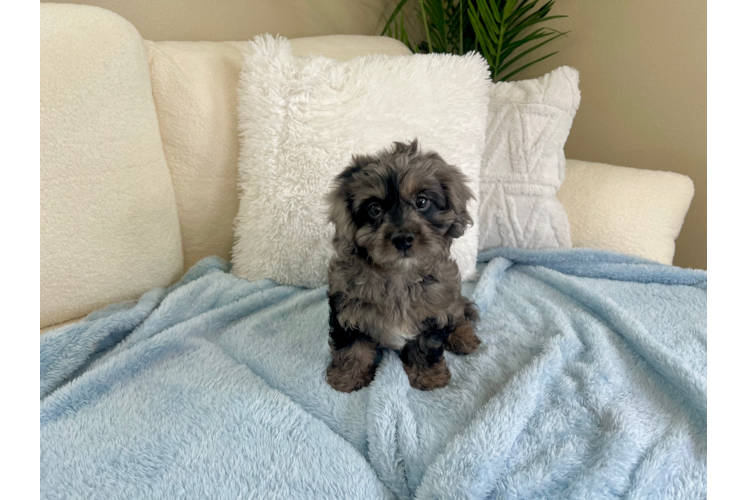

left=40, top=4, right=695, bottom=332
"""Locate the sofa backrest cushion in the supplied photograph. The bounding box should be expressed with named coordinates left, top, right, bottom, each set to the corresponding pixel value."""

left=41, top=4, right=183, bottom=328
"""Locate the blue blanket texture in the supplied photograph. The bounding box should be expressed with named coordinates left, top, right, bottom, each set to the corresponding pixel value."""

left=40, top=248, right=707, bottom=499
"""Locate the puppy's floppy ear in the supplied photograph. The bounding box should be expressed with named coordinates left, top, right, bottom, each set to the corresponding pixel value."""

left=326, top=154, right=375, bottom=253
left=327, top=153, right=375, bottom=222
left=435, top=159, right=474, bottom=240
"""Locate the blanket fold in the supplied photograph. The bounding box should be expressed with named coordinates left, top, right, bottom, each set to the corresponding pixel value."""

left=41, top=248, right=706, bottom=499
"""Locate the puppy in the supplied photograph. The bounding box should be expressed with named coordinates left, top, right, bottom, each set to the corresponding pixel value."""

left=325, top=139, right=480, bottom=392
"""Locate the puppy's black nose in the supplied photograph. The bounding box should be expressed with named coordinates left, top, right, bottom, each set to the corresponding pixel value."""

left=391, top=232, right=415, bottom=251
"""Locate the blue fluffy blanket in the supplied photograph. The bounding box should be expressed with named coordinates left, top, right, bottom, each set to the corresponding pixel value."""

left=40, top=248, right=707, bottom=499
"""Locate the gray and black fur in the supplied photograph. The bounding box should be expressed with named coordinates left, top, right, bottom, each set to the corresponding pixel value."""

left=325, top=140, right=481, bottom=392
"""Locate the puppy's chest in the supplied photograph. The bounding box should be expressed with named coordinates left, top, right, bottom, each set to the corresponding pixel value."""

left=349, top=279, right=442, bottom=350
left=367, top=311, right=420, bottom=351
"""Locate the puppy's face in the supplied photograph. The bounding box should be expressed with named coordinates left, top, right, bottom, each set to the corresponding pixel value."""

left=328, top=140, right=474, bottom=271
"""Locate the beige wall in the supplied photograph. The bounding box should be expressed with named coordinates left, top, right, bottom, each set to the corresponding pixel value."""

left=40, top=0, right=394, bottom=41
left=43, top=0, right=706, bottom=269
left=508, top=1, right=706, bottom=269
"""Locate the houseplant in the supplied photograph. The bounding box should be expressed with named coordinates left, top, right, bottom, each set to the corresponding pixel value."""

left=382, top=0, right=567, bottom=81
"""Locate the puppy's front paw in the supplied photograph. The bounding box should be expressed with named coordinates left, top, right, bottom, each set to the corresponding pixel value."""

left=327, top=363, right=375, bottom=393
left=403, top=358, right=451, bottom=390
left=446, top=323, right=481, bottom=355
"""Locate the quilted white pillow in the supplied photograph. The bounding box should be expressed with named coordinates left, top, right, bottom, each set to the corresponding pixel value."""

left=232, top=35, right=490, bottom=288
left=478, top=66, right=581, bottom=250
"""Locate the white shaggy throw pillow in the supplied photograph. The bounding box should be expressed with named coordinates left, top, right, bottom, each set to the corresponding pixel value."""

left=478, top=66, right=581, bottom=250
left=232, top=35, right=490, bottom=288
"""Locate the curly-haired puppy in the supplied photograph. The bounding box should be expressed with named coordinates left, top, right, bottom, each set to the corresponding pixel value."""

left=325, top=139, right=481, bottom=392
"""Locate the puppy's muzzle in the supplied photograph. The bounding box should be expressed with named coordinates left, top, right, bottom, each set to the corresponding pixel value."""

left=391, top=232, right=415, bottom=252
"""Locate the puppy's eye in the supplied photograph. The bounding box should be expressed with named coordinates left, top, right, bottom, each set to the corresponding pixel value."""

left=416, top=196, right=430, bottom=210
left=368, top=203, right=382, bottom=218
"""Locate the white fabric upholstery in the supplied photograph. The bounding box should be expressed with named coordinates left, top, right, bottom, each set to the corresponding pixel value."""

left=41, top=4, right=183, bottom=328
left=558, top=160, right=694, bottom=265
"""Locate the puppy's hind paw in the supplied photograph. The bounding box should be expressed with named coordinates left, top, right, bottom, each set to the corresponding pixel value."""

left=445, top=324, right=481, bottom=355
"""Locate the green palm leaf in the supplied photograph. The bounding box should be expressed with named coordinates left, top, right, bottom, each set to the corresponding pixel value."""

left=501, top=51, right=558, bottom=80
left=381, top=0, right=567, bottom=81
left=381, top=0, right=411, bottom=36
left=497, top=30, right=567, bottom=75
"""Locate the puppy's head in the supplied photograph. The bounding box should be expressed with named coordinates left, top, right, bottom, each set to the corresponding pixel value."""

left=327, top=140, right=474, bottom=270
